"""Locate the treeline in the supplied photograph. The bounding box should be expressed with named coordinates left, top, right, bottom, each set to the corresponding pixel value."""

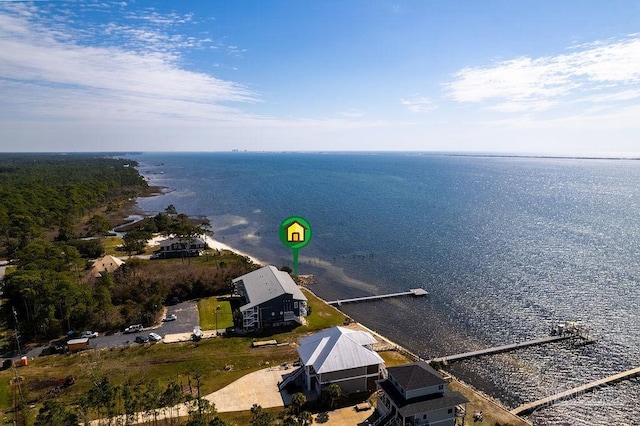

left=0, top=154, right=148, bottom=258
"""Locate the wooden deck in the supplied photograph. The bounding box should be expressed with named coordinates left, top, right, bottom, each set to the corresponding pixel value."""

left=510, top=366, right=640, bottom=415
left=429, top=334, right=578, bottom=364
left=326, top=288, right=428, bottom=306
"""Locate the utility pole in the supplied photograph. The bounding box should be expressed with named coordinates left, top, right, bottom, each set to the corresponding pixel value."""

left=11, top=307, right=25, bottom=426
left=12, top=307, right=21, bottom=356
left=215, top=305, right=221, bottom=336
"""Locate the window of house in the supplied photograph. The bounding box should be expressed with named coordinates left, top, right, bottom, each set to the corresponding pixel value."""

left=448, top=408, right=453, bottom=414
left=294, top=302, right=298, bottom=308
left=439, top=385, right=444, bottom=389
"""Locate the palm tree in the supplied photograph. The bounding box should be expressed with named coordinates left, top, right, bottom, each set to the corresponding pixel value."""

left=327, top=383, right=342, bottom=409
left=290, top=392, right=306, bottom=415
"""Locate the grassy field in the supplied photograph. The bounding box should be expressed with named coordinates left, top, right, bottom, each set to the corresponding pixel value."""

left=102, top=235, right=160, bottom=257
left=198, top=297, right=233, bottom=330
left=0, top=333, right=298, bottom=418
left=298, top=288, right=347, bottom=331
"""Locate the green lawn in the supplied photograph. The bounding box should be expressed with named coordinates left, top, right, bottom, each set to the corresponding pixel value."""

left=297, top=288, right=347, bottom=331
left=198, top=297, right=234, bottom=330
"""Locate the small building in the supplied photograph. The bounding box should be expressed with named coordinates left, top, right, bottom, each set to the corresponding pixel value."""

left=67, top=338, right=89, bottom=352
left=157, top=236, right=206, bottom=258
left=233, top=265, right=308, bottom=331
left=295, top=326, right=385, bottom=395
left=376, top=361, right=468, bottom=426
left=89, top=254, right=124, bottom=278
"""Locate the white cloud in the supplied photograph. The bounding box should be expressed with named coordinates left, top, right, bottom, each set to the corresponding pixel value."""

left=401, top=96, right=436, bottom=113
left=446, top=36, right=640, bottom=113
left=0, top=4, right=258, bottom=122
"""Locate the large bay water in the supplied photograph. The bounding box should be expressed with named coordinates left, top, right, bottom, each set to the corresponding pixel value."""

left=129, top=152, right=640, bottom=425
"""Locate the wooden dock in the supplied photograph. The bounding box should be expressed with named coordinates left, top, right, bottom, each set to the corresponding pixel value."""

left=510, top=366, right=640, bottom=416
left=326, top=288, right=428, bottom=306
left=429, top=334, right=579, bottom=364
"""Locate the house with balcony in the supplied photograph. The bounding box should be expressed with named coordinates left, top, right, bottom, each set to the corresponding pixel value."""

left=292, top=326, right=385, bottom=395
left=157, top=236, right=206, bottom=258
left=233, top=265, right=307, bottom=332
left=375, top=361, right=468, bottom=426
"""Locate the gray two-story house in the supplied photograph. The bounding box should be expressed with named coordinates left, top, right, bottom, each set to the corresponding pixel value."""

left=233, top=265, right=308, bottom=331
left=376, top=361, right=468, bottom=426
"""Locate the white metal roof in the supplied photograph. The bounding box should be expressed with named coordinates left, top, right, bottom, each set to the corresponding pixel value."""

left=298, top=326, right=383, bottom=374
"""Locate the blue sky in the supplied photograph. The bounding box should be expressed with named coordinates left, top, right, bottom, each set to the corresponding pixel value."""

left=1, top=1, right=639, bottom=154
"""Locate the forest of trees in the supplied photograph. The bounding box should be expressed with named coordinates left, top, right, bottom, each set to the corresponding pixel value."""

left=0, top=154, right=148, bottom=258
left=0, top=154, right=256, bottom=343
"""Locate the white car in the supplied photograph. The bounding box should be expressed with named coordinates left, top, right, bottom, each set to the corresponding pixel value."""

left=80, top=330, right=98, bottom=339
left=148, top=332, right=162, bottom=342
left=124, top=324, right=143, bottom=334
left=162, top=314, right=177, bottom=322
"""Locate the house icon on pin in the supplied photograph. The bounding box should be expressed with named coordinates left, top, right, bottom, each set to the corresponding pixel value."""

left=286, top=221, right=307, bottom=243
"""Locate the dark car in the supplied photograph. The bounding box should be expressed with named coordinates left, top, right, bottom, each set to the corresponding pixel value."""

left=134, top=335, right=149, bottom=344
left=39, top=344, right=65, bottom=357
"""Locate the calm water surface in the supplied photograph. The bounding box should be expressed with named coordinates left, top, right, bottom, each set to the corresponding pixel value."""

left=129, top=152, right=640, bottom=425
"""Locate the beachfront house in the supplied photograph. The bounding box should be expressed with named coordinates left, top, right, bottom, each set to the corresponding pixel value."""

left=292, top=326, right=385, bottom=395
left=233, top=265, right=308, bottom=332
left=157, top=236, right=206, bottom=258
left=376, top=361, right=468, bottom=426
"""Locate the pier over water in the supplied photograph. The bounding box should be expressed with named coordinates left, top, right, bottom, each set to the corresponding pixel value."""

left=429, top=321, right=592, bottom=364
left=326, top=288, right=428, bottom=306
left=511, top=366, right=640, bottom=415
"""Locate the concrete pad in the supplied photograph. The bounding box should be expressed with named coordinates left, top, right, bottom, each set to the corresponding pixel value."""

left=162, top=330, right=217, bottom=343
left=207, top=367, right=292, bottom=412
left=314, top=405, right=376, bottom=425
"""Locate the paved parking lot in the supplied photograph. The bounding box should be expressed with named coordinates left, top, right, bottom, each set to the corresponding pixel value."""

left=29, top=301, right=201, bottom=358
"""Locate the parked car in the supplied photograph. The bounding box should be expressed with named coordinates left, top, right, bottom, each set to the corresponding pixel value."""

left=134, top=335, right=149, bottom=344
left=148, top=332, right=162, bottom=342
left=80, top=330, right=98, bottom=339
left=162, top=314, right=177, bottom=322
left=124, top=324, right=143, bottom=334
left=39, top=344, right=65, bottom=357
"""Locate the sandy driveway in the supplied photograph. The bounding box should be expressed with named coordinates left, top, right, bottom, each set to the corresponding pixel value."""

left=206, top=367, right=293, bottom=411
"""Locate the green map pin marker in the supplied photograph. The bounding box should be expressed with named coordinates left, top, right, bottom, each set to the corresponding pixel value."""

left=279, top=216, right=312, bottom=277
